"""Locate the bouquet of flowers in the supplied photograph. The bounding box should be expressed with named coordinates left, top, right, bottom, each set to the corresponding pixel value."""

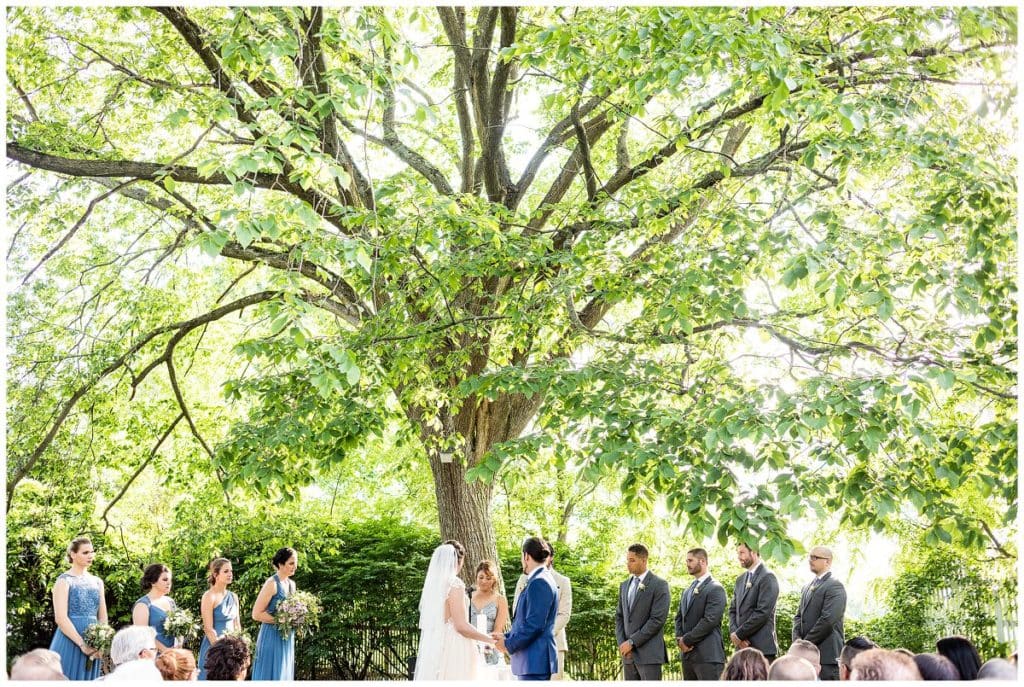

left=220, top=627, right=254, bottom=652
left=275, top=591, right=321, bottom=640
left=163, top=607, right=199, bottom=644
left=83, top=622, right=115, bottom=671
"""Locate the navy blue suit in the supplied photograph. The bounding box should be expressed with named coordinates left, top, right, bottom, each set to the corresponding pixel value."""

left=504, top=567, right=559, bottom=679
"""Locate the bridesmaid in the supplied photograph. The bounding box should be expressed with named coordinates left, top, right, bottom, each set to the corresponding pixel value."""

left=49, top=536, right=108, bottom=680
left=133, top=563, right=178, bottom=652
left=470, top=560, right=510, bottom=668
left=251, top=547, right=298, bottom=680
left=197, top=558, right=241, bottom=680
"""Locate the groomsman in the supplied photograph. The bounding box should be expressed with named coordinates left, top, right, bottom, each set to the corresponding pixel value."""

left=673, top=548, right=726, bottom=680
left=728, top=542, right=779, bottom=661
left=792, top=546, right=847, bottom=680
left=514, top=542, right=573, bottom=680
left=615, top=543, right=670, bottom=680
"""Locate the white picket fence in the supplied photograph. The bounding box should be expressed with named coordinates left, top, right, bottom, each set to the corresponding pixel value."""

left=928, top=585, right=1017, bottom=646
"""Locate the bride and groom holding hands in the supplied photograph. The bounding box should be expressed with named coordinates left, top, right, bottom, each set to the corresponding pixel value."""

left=413, top=537, right=560, bottom=681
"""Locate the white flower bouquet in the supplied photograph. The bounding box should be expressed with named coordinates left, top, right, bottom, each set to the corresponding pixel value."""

left=275, top=591, right=321, bottom=640
left=83, top=622, right=115, bottom=671
left=220, top=626, right=254, bottom=652
left=163, top=607, right=199, bottom=643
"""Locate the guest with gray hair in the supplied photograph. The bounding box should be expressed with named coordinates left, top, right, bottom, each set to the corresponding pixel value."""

left=913, top=652, right=960, bottom=680
left=103, top=625, right=163, bottom=681
left=977, top=658, right=1017, bottom=680
left=9, top=649, right=66, bottom=680
left=769, top=655, right=819, bottom=680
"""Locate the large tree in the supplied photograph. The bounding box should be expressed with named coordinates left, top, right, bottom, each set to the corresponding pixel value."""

left=6, top=6, right=1016, bottom=571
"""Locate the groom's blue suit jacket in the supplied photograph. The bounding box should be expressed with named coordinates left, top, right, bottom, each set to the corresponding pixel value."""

left=504, top=567, right=559, bottom=677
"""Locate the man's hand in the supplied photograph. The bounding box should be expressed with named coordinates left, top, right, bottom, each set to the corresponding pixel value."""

left=618, top=640, right=633, bottom=656
left=491, top=633, right=509, bottom=655
left=677, top=637, right=693, bottom=653
left=729, top=632, right=749, bottom=649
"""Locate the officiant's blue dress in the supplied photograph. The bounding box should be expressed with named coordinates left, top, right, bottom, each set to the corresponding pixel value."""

left=49, top=573, right=103, bottom=680
left=252, top=574, right=295, bottom=680
left=134, top=595, right=177, bottom=649
left=197, top=590, right=239, bottom=680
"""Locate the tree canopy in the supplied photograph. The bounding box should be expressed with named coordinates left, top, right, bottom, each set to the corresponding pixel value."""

left=6, top=6, right=1017, bottom=569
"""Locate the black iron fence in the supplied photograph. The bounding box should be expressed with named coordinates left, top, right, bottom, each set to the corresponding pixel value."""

left=295, top=624, right=684, bottom=680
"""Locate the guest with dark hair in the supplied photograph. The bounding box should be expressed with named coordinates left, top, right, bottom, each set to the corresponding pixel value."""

left=721, top=647, right=769, bottom=680
left=204, top=635, right=251, bottom=681
left=936, top=635, right=982, bottom=680
left=840, top=636, right=879, bottom=680
left=914, top=652, right=961, bottom=680
left=133, top=563, right=178, bottom=651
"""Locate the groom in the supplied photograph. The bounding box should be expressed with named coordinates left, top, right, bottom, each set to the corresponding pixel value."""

left=494, top=536, right=560, bottom=680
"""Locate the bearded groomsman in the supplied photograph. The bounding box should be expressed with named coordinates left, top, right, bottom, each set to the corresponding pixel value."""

left=674, top=548, right=727, bottom=680
left=615, top=543, right=671, bottom=680
left=728, top=542, right=779, bottom=661
left=792, top=546, right=847, bottom=681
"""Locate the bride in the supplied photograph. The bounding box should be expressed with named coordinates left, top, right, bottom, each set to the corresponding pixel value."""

left=414, top=540, right=495, bottom=680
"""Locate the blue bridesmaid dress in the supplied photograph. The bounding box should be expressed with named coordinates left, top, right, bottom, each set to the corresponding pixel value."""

left=251, top=574, right=295, bottom=680
left=134, top=594, right=178, bottom=649
left=49, top=572, right=103, bottom=680
left=197, top=590, right=239, bottom=680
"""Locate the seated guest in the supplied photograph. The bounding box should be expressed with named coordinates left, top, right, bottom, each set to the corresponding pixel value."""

left=155, top=647, right=198, bottom=680
left=850, top=648, right=922, bottom=680
left=840, top=636, right=879, bottom=680
left=936, top=635, right=983, bottom=680
left=203, top=635, right=250, bottom=681
left=769, top=655, right=818, bottom=681
left=721, top=647, right=769, bottom=681
left=105, top=625, right=163, bottom=681
left=914, top=652, right=961, bottom=680
left=10, top=649, right=66, bottom=680
left=789, top=638, right=822, bottom=678
left=977, top=658, right=1017, bottom=680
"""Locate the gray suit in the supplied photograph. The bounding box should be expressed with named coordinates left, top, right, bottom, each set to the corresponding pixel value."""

left=615, top=571, right=670, bottom=680
left=728, top=564, right=779, bottom=658
left=674, top=576, right=726, bottom=680
left=792, top=572, right=846, bottom=680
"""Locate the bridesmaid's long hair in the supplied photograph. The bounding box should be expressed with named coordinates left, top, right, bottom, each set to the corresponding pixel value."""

left=207, top=558, right=231, bottom=586
left=66, top=536, right=92, bottom=563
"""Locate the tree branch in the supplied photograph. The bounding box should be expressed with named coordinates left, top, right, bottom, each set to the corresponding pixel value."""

left=438, top=7, right=477, bottom=193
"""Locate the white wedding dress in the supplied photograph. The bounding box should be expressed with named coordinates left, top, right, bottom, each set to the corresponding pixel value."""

left=413, top=545, right=486, bottom=681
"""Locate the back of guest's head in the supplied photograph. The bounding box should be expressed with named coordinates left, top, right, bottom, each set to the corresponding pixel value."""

left=271, top=546, right=297, bottom=567
left=141, top=563, right=170, bottom=591
left=841, top=636, right=880, bottom=678
left=204, top=635, right=250, bottom=680
left=977, top=658, right=1017, bottom=680
left=10, top=649, right=66, bottom=680
left=851, top=648, right=922, bottom=680
left=110, top=625, right=157, bottom=666
left=627, top=543, right=649, bottom=558
left=937, top=635, right=983, bottom=680
left=789, top=638, right=822, bottom=675
left=722, top=647, right=769, bottom=680
left=522, top=536, right=551, bottom=563
left=914, top=652, right=961, bottom=680
left=770, top=655, right=819, bottom=680
left=155, top=648, right=197, bottom=680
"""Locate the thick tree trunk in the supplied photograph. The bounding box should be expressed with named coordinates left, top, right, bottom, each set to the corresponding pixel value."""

left=411, top=390, right=542, bottom=591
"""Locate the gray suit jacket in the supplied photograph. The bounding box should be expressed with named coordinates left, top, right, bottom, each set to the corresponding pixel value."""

left=792, top=572, right=846, bottom=666
left=673, top=576, right=726, bottom=665
left=615, top=571, right=670, bottom=665
left=728, top=564, right=779, bottom=656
